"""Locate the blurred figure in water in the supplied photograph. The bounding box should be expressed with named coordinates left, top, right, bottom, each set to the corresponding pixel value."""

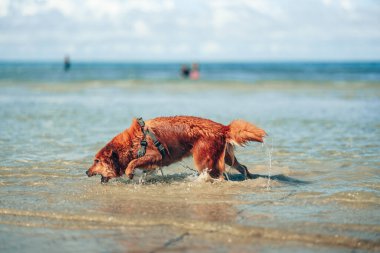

left=180, top=64, right=190, bottom=78
left=64, top=55, right=71, bottom=72
left=190, top=63, right=200, bottom=80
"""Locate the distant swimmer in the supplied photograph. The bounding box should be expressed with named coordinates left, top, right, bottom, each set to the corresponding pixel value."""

left=64, top=55, right=71, bottom=72
left=190, top=63, right=200, bottom=80
left=180, top=64, right=190, bottom=78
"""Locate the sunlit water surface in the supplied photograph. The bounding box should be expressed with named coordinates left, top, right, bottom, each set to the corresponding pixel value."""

left=0, top=80, right=379, bottom=252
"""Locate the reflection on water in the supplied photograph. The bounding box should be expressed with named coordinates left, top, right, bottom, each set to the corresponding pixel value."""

left=0, top=80, right=379, bottom=252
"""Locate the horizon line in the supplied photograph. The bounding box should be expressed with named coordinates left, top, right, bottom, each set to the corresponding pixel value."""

left=1, top=59, right=380, bottom=64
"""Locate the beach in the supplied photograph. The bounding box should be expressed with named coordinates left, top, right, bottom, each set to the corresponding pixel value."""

left=0, top=63, right=379, bottom=252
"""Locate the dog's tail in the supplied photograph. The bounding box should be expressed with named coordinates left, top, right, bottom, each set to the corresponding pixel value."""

left=227, top=120, right=266, bottom=146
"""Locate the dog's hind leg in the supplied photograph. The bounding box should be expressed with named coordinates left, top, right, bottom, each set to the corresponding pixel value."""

left=192, top=139, right=226, bottom=179
left=229, top=158, right=256, bottom=179
left=224, top=144, right=256, bottom=180
left=235, top=162, right=258, bottom=179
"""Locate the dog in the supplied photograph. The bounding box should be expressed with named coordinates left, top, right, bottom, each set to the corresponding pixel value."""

left=86, top=116, right=266, bottom=183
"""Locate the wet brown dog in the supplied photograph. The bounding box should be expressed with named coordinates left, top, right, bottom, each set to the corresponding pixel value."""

left=86, top=116, right=266, bottom=183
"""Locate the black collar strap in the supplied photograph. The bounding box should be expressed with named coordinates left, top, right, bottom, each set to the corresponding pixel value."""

left=136, top=117, right=166, bottom=158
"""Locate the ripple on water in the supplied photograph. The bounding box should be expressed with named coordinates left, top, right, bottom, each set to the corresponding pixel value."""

left=319, top=191, right=380, bottom=208
left=1, top=80, right=380, bottom=252
left=0, top=207, right=379, bottom=252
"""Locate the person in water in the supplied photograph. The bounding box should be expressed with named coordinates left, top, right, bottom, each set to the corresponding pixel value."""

left=64, top=55, right=71, bottom=72
left=180, top=64, right=190, bottom=78
left=190, top=63, right=200, bottom=80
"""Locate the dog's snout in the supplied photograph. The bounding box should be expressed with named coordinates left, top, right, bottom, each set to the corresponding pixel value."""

left=86, top=170, right=91, bottom=177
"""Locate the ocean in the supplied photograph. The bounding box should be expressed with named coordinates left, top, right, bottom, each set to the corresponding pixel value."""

left=1, top=61, right=379, bottom=82
left=0, top=62, right=379, bottom=252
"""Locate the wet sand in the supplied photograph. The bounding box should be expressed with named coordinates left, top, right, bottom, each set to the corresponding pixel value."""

left=0, top=80, right=379, bottom=252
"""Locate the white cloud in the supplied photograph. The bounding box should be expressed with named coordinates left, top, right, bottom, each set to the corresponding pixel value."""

left=4, top=1, right=78, bottom=19
left=201, top=42, right=221, bottom=54
left=321, top=0, right=356, bottom=12
left=0, top=0, right=379, bottom=60
left=132, top=20, right=151, bottom=37
left=125, top=0, right=175, bottom=13
left=0, top=0, right=9, bottom=17
left=83, top=0, right=124, bottom=19
left=176, top=17, right=190, bottom=28
left=173, top=44, right=190, bottom=54
left=2, top=0, right=175, bottom=20
left=211, top=7, right=236, bottom=28
left=340, top=0, right=354, bottom=12
left=240, top=0, right=288, bottom=21
left=163, top=0, right=175, bottom=11
left=322, top=0, right=333, bottom=6
left=151, top=44, right=165, bottom=55
left=17, top=0, right=44, bottom=16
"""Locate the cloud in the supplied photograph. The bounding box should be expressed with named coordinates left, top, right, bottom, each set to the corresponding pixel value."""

left=321, top=0, right=355, bottom=11
left=340, top=0, right=355, bottom=11
left=133, top=20, right=151, bottom=37
left=0, top=0, right=9, bottom=17
left=0, top=0, right=379, bottom=60
left=211, top=7, right=236, bottom=28
left=201, top=42, right=221, bottom=54
left=241, top=0, right=288, bottom=20
left=125, top=0, right=175, bottom=13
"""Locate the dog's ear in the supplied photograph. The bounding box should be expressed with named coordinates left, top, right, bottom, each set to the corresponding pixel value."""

left=128, top=118, right=143, bottom=136
left=105, top=149, right=113, bottom=158
left=111, top=150, right=118, bottom=160
left=111, top=151, right=121, bottom=175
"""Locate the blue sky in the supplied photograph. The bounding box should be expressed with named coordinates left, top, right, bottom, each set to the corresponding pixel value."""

left=0, top=0, right=379, bottom=61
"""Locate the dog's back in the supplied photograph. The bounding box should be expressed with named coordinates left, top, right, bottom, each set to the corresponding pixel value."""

left=146, top=116, right=227, bottom=164
left=145, top=116, right=266, bottom=177
left=147, top=115, right=265, bottom=146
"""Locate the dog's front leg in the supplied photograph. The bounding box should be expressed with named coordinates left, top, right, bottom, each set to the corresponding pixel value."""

left=125, top=154, right=161, bottom=179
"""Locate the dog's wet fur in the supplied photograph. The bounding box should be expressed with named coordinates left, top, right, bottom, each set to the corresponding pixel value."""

left=86, top=116, right=266, bottom=183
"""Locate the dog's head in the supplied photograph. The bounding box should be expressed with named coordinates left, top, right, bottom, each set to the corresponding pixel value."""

left=86, top=147, right=121, bottom=183
left=86, top=119, right=142, bottom=183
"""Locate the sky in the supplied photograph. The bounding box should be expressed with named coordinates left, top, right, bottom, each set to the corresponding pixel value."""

left=0, top=0, right=379, bottom=61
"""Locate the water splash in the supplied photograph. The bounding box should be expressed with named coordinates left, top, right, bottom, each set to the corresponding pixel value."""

left=194, top=169, right=217, bottom=183
left=263, top=136, right=274, bottom=190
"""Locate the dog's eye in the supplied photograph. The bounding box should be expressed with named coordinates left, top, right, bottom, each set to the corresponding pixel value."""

left=94, top=159, right=100, bottom=164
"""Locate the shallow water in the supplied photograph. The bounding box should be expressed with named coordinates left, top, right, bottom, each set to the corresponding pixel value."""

left=0, top=80, right=379, bottom=252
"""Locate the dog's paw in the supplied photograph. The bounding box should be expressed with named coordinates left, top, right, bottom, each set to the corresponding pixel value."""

left=126, top=173, right=134, bottom=180
left=101, top=176, right=110, bottom=183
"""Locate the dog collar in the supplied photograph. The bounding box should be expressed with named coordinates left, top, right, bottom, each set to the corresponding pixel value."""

left=136, top=117, right=166, bottom=159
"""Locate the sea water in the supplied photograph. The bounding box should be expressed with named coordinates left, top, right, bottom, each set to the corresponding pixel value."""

left=0, top=62, right=379, bottom=252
